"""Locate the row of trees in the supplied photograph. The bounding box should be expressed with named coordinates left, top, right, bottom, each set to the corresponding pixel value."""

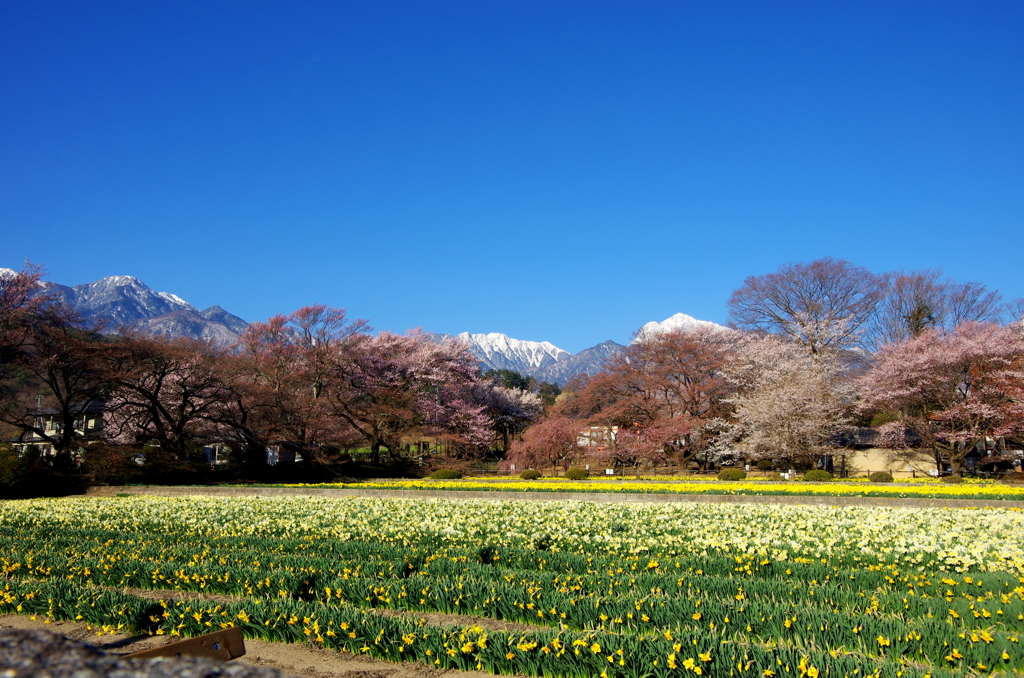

left=3, top=258, right=1022, bottom=483
left=0, top=264, right=543, bottom=480
left=508, top=259, right=1024, bottom=477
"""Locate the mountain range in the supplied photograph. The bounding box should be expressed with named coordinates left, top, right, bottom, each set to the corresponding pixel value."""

left=2, top=269, right=725, bottom=384
left=435, top=312, right=725, bottom=384
left=0, top=270, right=251, bottom=347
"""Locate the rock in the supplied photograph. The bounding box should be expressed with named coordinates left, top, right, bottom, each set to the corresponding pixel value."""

left=0, top=628, right=288, bottom=678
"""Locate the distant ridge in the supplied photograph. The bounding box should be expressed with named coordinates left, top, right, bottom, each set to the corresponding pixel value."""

left=4, top=270, right=250, bottom=346
left=3, top=268, right=725, bottom=381
left=131, top=309, right=245, bottom=345
left=439, top=313, right=723, bottom=385
left=528, top=339, right=624, bottom=384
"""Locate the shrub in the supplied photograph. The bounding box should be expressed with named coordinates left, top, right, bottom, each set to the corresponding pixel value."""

left=717, top=468, right=747, bottom=481
left=802, top=470, right=833, bottom=482
left=0, top=444, right=24, bottom=491
left=81, top=445, right=145, bottom=486
left=0, top=446, right=87, bottom=499
left=429, top=469, right=463, bottom=479
left=519, top=470, right=541, bottom=480
left=869, top=471, right=894, bottom=483
left=564, top=468, right=589, bottom=480
left=755, top=460, right=774, bottom=471
left=941, top=474, right=964, bottom=484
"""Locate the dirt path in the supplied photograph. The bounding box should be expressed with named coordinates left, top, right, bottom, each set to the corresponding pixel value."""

left=0, top=613, right=519, bottom=678
left=122, top=586, right=545, bottom=635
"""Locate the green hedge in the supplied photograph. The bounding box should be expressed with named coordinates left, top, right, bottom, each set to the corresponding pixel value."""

left=717, top=468, right=746, bottom=481
left=429, top=469, right=462, bottom=479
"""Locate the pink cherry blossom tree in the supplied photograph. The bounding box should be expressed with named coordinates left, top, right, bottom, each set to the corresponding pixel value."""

left=504, top=414, right=584, bottom=474
left=564, top=326, right=738, bottom=472
left=476, top=381, right=543, bottom=454
left=0, top=263, right=111, bottom=464
left=327, top=330, right=492, bottom=463
left=858, top=322, right=1024, bottom=476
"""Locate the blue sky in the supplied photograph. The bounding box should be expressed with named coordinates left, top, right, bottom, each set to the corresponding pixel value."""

left=2, top=1, right=1021, bottom=352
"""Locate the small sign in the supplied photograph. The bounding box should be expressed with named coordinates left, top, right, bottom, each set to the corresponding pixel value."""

left=127, top=627, right=245, bottom=661
left=605, top=469, right=614, bottom=475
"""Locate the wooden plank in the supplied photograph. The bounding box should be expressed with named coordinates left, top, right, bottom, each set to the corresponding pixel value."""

left=125, top=626, right=245, bottom=661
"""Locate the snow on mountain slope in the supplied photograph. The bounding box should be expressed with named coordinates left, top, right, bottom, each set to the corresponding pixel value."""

left=198, top=305, right=250, bottom=334
left=632, top=313, right=726, bottom=343
left=46, top=275, right=198, bottom=326
left=22, top=272, right=249, bottom=345
left=456, top=332, right=571, bottom=372
left=529, top=339, right=624, bottom=384
left=438, top=314, right=721, bottom=383
left=132, top=309, right=244, bottom=346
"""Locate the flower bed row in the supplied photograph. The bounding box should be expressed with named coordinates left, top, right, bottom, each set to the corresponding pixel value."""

left=273, top=478, right=1024, bottom=501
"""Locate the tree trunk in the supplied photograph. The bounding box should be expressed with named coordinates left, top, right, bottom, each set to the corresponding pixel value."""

left=950, top=440, right=968, bottom=477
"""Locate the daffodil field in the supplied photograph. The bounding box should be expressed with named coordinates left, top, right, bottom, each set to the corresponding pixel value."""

left=2, top=496, right=1024, bottom=677
left=274, top=478, right=1024, bottom=501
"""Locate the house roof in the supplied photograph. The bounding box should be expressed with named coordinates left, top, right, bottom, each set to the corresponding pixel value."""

left=29, top=400, right=105, bottom=417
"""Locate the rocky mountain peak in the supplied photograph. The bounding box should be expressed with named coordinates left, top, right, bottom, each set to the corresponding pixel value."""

left=455, top=332, right=571, bottom=370
left=28, top=273, right=248, bottom=345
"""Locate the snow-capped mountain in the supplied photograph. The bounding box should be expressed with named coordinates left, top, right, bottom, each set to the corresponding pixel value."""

left=15, top=272, right=249, bottom=345
left=455, top=332, right=571, bottom=372
left=433, top=313, right=723, bottom=384
left=434, top=332, right=619, bottom=384
left=43, top=275, right=198, bottom=326
left=632, top=312, right=726, bottom=343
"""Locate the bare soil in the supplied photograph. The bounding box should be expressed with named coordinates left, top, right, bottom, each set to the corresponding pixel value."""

left=122, top=587, right=545, bottom=635
left=0, top=614, right=521, bottom=678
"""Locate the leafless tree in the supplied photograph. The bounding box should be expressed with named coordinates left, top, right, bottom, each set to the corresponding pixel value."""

left=867, top=269, right=1004, bottom=350
left=727, top=257, right=884, bottom=353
